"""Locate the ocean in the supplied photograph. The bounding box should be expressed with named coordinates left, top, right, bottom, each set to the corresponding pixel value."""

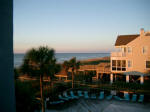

left=14, top=53, right=110, bottom=67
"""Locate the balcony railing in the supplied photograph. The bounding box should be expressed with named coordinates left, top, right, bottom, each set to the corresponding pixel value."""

left=111, top=52, right=126, bottom=57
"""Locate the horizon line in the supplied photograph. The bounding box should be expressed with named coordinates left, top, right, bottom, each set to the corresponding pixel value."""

left=14, top=52, right=111, bottom=54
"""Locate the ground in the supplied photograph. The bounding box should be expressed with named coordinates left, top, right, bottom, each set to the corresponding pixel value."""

left=45, top=99, right=150, bottom=112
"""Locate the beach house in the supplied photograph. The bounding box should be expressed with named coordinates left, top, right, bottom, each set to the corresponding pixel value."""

left=110, top=29, right=150, bottom=84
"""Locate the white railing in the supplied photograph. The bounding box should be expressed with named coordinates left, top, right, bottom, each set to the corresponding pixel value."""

left=111, top=52, right=126, bottom=57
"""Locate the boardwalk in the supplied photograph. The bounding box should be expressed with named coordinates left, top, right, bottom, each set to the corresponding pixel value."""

left=46, top=99, right=150, bottom=112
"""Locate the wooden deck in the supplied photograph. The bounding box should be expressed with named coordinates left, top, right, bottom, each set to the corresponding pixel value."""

left=78, top=62, right=111, bottom=74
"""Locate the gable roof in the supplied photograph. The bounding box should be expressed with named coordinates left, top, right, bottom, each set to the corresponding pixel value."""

left=115, top=34, right=139, bottom=46
left=55, top=68, right=68, bottom=76
left=145, top=33, right=150, bottom=36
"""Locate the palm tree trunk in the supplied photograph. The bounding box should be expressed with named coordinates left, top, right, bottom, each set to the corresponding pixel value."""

left=40, top=74, right=45, bottom=112
left=51, top=81, right=53, bottom=89
left=72, top=71, right=74, bottom=88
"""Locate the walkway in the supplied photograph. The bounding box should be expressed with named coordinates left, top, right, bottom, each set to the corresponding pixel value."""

left=46, top=99, right=150, bottom=112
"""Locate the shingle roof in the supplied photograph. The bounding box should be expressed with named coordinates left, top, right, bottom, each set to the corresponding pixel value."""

left=115, top=34, right=139, bottom=46
left=145, top=33, right=150, bottom=36
left=55, top=68, right=67, bottom=76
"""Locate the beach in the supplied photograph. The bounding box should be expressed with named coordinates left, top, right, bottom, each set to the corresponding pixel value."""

left=46, top=99, right=150, bottom=112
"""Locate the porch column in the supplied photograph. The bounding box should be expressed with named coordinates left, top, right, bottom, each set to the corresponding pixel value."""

left=110, top=74, right=113, bottom=84
left=126, top=75, right=129, bottom=83
left=140, top=76, right=144, bottom=84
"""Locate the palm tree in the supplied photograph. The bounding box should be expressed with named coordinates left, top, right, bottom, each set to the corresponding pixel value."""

left=63, top=57, right=80, bottom=88
left=21, top=46, right=58, bottom=112
left=48, top=63, right=61, bottom=92
left=63, top=60, right=70, bottom=74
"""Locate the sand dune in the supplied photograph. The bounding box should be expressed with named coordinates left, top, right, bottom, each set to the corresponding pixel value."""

left=80, top=56, right=110, bottom=62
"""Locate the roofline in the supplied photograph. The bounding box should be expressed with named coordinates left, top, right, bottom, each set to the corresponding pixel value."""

left=114, top=34, right=140, bottom=46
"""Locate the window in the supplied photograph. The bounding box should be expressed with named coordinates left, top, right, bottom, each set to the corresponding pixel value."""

left=128, top=60, right=132, bottom=68
left=122, top=60, right=126, bottom=71
left=112, top=60, right=126, bottom=71
left=127, top=47, right=132, bottom=53
left=124, top=47, right=127, bottom=53
left=112, top=60, right=116, bottom=66
left=117, top=60, right=121, bottom=67
left=122, top=60, right=126, bottom=67
left=117, top=60, right=121, bottom=71
left=142, top=46, right=147, bottom=54
left=146, top=61, right=150, bottom=68
left=112, top=60, right=116, bottom=70
left=121, top=47, right=126, bottom=53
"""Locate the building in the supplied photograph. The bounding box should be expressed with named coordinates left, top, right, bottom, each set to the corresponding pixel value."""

left=78, top=57, right=111, bottom=80
left=55, top=68, right=69, bottom=80
left=111, top=29, right=150, bottom=84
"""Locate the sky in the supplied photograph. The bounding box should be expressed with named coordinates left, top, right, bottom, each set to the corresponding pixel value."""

left=14, top=0, right=150, bottom=53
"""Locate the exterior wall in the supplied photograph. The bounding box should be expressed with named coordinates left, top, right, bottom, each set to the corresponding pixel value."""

left=111, top=31, right=150, bottom=74
left=126, top=33, right=150, bottom=73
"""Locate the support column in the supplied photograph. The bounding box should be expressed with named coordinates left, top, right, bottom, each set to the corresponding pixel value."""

left=110, top=74, right=113, bottom=84
left=126, top=75, right=129, bottom=83
left=140, top=76, right=144, bottom=84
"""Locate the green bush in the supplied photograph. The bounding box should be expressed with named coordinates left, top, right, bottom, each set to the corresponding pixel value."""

left=15, top=81, right=41, bottom=112
left=75, top=71, right=95, bottom=82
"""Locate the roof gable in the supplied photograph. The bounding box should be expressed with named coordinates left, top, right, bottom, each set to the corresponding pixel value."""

left=145, top=33, right=150, bottom=36
left=115, top=34, right=139, bottom=46
left=55, top=68, right=67, bottom=76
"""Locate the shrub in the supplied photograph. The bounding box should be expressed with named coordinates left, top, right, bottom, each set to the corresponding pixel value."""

left=15, top=81, right=40, bottom=112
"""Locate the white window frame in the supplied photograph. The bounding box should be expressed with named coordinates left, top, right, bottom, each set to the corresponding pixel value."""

left=111, top=60, right=117, bottom=71
left=121, top=47, right=126, bottom=53
left=127, top=46, right=132, bottom=53
left=128, top=60, right=132, bottom=68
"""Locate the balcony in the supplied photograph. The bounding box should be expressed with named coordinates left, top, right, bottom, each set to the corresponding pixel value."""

left=111, top=52, right=126, bottom=57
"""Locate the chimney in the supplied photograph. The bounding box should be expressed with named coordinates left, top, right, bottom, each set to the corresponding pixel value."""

left=140, top=28, right=144, bottom=36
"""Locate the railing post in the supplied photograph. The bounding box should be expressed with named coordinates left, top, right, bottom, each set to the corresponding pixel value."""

left=126, top=75, right=129, bottom=83
left=110, top=74, right=113, bottom=84
left=140, top=76, right=144, bottom=84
